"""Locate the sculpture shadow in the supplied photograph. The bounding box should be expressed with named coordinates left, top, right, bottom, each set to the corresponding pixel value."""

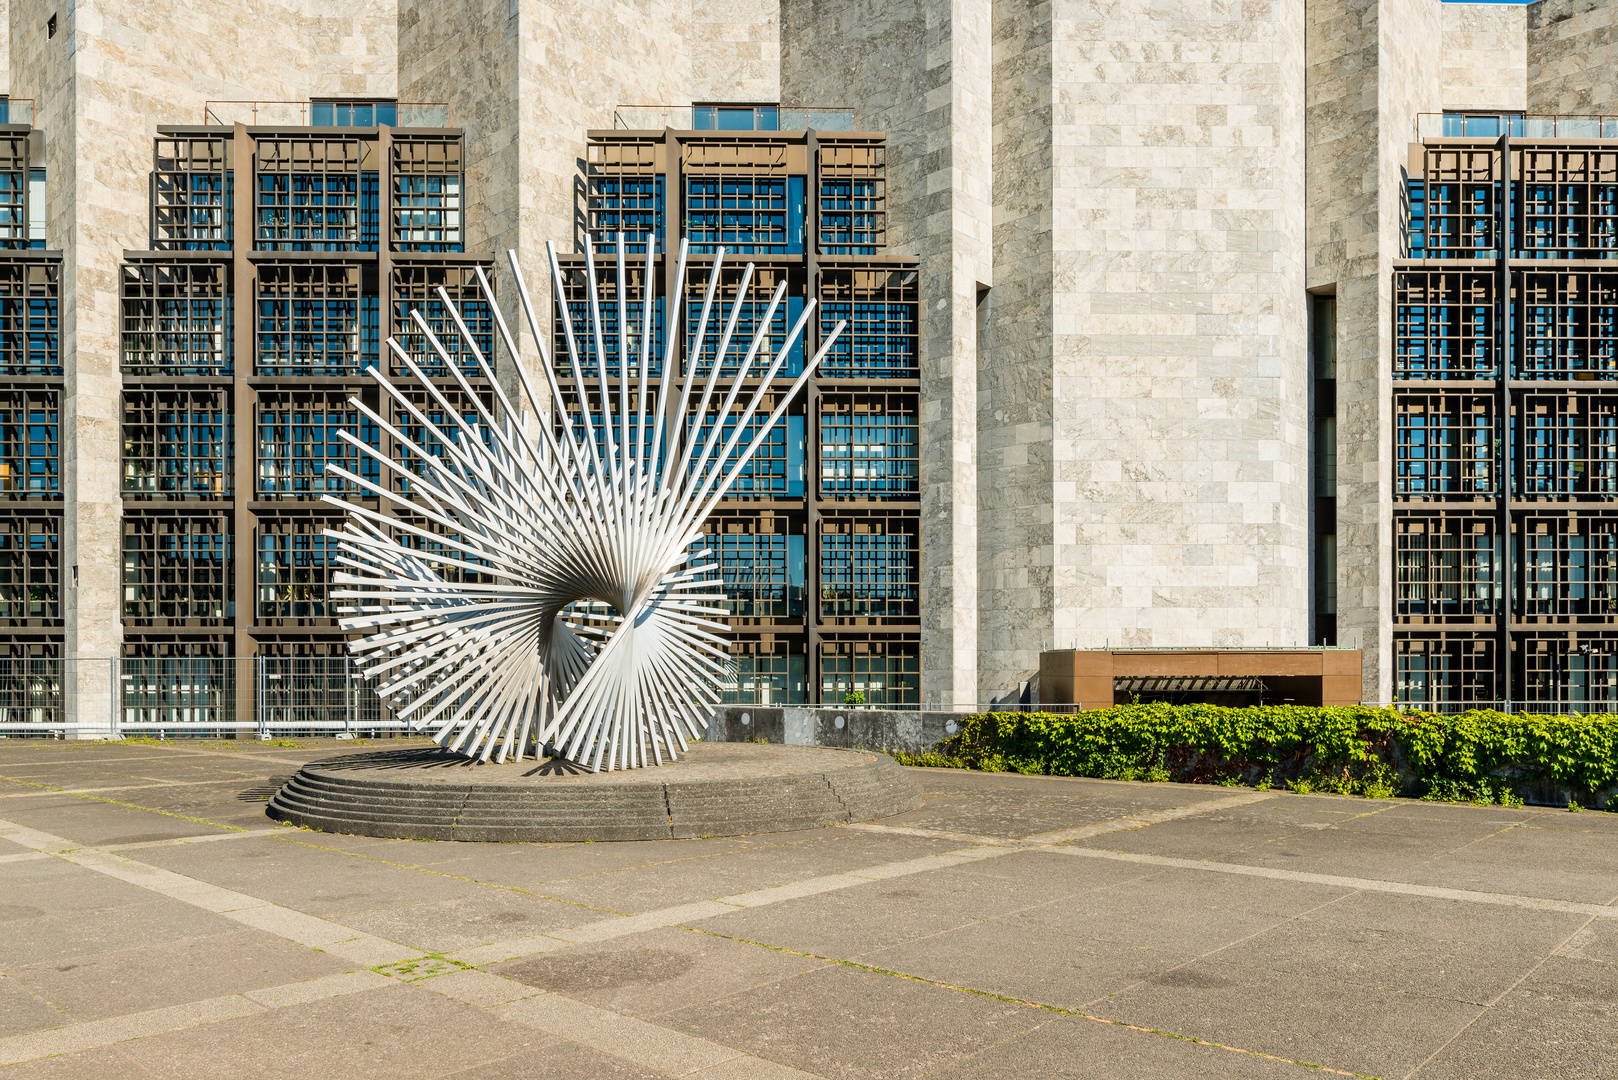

left=524, top=757, right=589, bottom=777
left=311, top=747, right=490, bottom=772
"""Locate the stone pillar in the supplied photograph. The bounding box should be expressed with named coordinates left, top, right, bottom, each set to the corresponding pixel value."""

left=1306, top=0, right=1443, bottom=704
left=780, top=0, right=991, bottom=707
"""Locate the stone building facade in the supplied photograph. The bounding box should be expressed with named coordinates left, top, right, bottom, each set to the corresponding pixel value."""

left=0, top=0, right=1615, bottom=727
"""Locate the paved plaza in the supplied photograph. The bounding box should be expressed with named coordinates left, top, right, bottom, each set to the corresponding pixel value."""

left=0, top=740, right=1614, bottom=1079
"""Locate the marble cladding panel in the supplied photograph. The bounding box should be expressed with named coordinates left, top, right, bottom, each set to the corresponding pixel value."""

left=691, top=0, right=780, bottom=102
left=1041, top=0, right=1310, bottom=666
left=979, top=0, right=1054, bottom=698
left=1441, top=3, right=1527, bottom=111
left=1528, top=0, right=1618, bottom=115
left=1306, top=0, right=1443, bottom=703
left=782, top=0, right=990, bottom=704
left=399, top=0, right=526, bottom=407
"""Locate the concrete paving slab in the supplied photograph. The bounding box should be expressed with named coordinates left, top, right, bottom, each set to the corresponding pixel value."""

left=390, top=846, right=641, bottom=888
left=0, top=897, right=246, bottom=969
left=2, top=742, right=1616, bottom=1079
left=1088, top=957, right=1483, bottom=1079
left=1397, top=824, right=1618, bottom=904
left=0, top=801, right=234, bottom=846
left=999, top=874, right=1304, bottom=957
left=1039, top=860, right=1358, bottom=918
left=493, top=925, right=822, bottom=1019
left=662, top=962, right=1049, bottom=1079
left=1213, top=890, right=1587, bottom=1003
left=879, top=772, right=1235, bottom=839
left=1513, top=921, right=1618, bottom=1006
left=536, top=831, right=962, bottom=915
left=0, top=975, right=69, bottom=1039
left=331, top=888, right=601, bottom=953
left=692, top=853, right=1152, bottom=961
left=1414, top=988, right=1618, bottom=1080
left=112, top=982, right=542, bottom=1080
left=131, top=835, right=481, bottom=914
left=438, top=1041, right=666, bottom=1079
left=0, top=1044, right=163, bottom=1079
left=6, top=929, right=352, bottom=1023
left=1063, top=796, right=1395, bottom=859
left=928, top=1013, right=1313, bottom=1079
left=860, top=917, right=1198, bottom=1010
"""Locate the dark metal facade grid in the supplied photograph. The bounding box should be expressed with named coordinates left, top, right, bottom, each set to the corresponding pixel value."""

left=119, top=122, right=492, bottom=704
left=572, top=125, right=921, bottom=704
left=1398, top=131, right=1618, bottom=709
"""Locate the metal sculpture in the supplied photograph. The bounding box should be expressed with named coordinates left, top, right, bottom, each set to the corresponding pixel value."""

left=324, top=239, right=842, bottom=770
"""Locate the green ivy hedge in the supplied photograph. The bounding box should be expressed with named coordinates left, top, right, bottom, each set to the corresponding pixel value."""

left=895, top=704, right=1618, bottom=808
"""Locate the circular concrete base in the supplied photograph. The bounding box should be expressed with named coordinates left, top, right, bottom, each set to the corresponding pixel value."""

left=267, top=742, right=924, bottom=842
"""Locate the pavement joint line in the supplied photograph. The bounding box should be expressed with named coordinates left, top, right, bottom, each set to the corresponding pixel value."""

left=0, top=970, right=393, bottom=1067
left=104, top=828, right=291, bottom=852
left=1, top=778, right=271, bottom=798
left=692, top=929, right=1375, bottom=1080
left=0, top=817, right=830, bottom=1076
left=1041, top=844, right=1618, bottom=918
left=0, top=849, right=50, bottom=863
left=445, top=791, right=1277, bottom=966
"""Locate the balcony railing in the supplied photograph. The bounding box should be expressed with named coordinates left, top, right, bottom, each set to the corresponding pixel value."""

left=1419, top=112, right=1618, bottom=140
left=203, top=101, right=450, bottom=128
left=0, top=99, right=35, bottom=127
left=614, top=105, right=858, bottom=132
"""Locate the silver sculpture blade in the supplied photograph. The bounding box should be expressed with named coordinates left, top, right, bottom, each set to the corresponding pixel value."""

left=323, top=238, right=844, bottom=769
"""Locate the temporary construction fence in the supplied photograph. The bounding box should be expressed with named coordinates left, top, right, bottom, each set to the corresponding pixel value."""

left=0, top=657, right=404, bottom=740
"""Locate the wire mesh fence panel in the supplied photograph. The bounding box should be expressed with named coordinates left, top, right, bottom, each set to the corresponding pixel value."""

left=0, top=656, right=62, bottom=733
left=119, top=655, right=239, bottom=734
left=257, top=655, right=399, bottom=735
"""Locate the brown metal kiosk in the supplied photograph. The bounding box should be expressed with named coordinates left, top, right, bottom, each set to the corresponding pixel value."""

left=1039, top=649, right=1364, bottom=709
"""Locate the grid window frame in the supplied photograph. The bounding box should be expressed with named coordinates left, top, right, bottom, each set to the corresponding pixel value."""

left=553, top=258, right=665, bottom=379
left=585, top=139, right=663, bottom=254
left=1393, top=632, right=1498, bottom=710
left=0, top=515, right=58, bottom=625
left=253, top=137, right=372, bottom=252
left=1516, top=271, right=1618, bottom=380
left=256, top=263, right=371, bottom=376
left=817, top=265, right=919, bottom=379
left=819, top=392, right=918, bottom=499
left=692, top=513, right=806, bottom=624
left=257, top=518, right=340, bottom=624
left=121, top=263, right=231, bottom=377
left=392, top=263, right=493, bottom=378
left=0, top=262, right=59, bottom=377
left=1395, top=393, right=1498, bottom=499
left=0, top=389, right=58, bottom=499
left=121, top=514, right=233, bottom=626
left=1395, top=513, right=1501, bottom=623
left=1516, top=148, right=1618, bottom=261
left=819, top=515, right=920, bottom=624
left=1395, top=270, right=1497, bottom=380
left=820, top=638, right=919, bottom=706
left=391, top=137, right=463, bottom=253
left=684, top=262, right=805, bottom=378
left=1417, top=147, right=1503, bottom=259
left=1514, top=513, right=1618, bottom=624
left=817, top=141, right=886, bottom=255
left=152, top=137, right=231, bottom=251
left=257, top=391, right=380, bottom=499
left=121, top=390, right=232, bottom=500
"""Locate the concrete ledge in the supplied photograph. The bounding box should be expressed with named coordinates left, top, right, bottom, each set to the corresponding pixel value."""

left=267, top=742, right=923, bottom=842
left=706, top=706, right=968, bottom=757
